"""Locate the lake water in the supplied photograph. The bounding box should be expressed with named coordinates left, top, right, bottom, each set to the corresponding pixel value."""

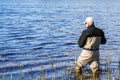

left=0, top=0, right=120, bottom=80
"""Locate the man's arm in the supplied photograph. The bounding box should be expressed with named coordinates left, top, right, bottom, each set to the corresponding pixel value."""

left=78, top=30, right=87, bottom=48
left=101, top=31, right=107, bottom=44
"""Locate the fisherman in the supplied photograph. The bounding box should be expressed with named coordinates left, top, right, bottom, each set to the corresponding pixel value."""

left=75, top=17, right=107, bottom=74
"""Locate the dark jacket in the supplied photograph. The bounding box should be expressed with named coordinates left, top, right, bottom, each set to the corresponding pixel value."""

left=78, top=25, right=106, bottom=48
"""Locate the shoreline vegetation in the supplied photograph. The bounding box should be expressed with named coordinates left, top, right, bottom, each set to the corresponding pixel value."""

left=0, top=54, right=120, bottom=80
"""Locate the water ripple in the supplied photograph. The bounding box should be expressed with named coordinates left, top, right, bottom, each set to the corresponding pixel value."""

left=0, top=0, right=120, bottom=80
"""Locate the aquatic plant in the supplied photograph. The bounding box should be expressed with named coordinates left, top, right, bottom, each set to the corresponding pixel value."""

left=118, top=57, right=120, bottom=80
left=18, top=64, right=23, bottom=80
left=9, top=72, right=12, bottom=80
left=0, top=72, right=4, bottom=80
left=0, top=53, right=120, bottom=80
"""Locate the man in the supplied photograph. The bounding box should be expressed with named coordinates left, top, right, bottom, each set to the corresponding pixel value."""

left=75, top=17, right=106, bottom=74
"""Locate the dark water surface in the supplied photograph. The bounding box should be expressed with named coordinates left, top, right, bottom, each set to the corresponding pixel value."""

left=0, top=0, right=120, bottom=80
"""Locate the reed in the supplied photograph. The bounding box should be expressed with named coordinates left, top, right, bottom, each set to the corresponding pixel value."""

left=9, top=72, right=12, bottom=80
left=41, top=75, right=46, bottom=80
left=0, top=73, right=3, bottom=80
left=106, top=55, right=112, bottom=80
left=18, top=64, right=23, bottom=80
left=2, top=72, right=4, bottom=80
left=1, top=53, right=119, bottom=80
left=118, top=57, right=120, bottom=80
left=47, top=56, right=54, bottom=68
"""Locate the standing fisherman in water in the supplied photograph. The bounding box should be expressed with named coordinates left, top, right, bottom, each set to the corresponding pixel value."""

left=75, top=17, right=107, bottom=75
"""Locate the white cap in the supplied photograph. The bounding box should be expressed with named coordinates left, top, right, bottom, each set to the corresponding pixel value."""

left=84, top=17, right=94, bottom=24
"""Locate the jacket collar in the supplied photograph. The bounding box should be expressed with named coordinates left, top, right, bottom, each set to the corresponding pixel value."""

left=87, top=25, right=95, bottom=29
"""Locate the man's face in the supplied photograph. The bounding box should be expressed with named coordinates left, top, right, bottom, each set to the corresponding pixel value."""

left=85, top=22, right=93, bottom=27
left=85, top=22, right=89, bottom=27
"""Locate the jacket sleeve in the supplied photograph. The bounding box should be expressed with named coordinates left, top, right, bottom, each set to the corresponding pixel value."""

left=101, top=31, right=107, bottom=44
left=78, top=30, right=87, bottom=48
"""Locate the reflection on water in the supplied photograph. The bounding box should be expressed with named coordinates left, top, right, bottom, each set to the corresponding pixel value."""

left=0, top=0, right=120, bottom=80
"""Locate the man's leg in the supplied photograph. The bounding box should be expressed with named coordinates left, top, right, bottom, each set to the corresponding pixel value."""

left=90, top=61, right=99, bottom=73
left=75, top=62, right=83, bottom=73
left=89, top=59, right=100, bottom=79
left=90, top=51, right=100, bottom=73
left=75, top=62, right=83, bottom=80
left=75, top=50, right=93, bottom=73
left=89, top=51, right=100, bottom=80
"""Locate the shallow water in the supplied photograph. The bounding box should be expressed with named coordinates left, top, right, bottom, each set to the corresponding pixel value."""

left=0, top=0, right=120, bottom=80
